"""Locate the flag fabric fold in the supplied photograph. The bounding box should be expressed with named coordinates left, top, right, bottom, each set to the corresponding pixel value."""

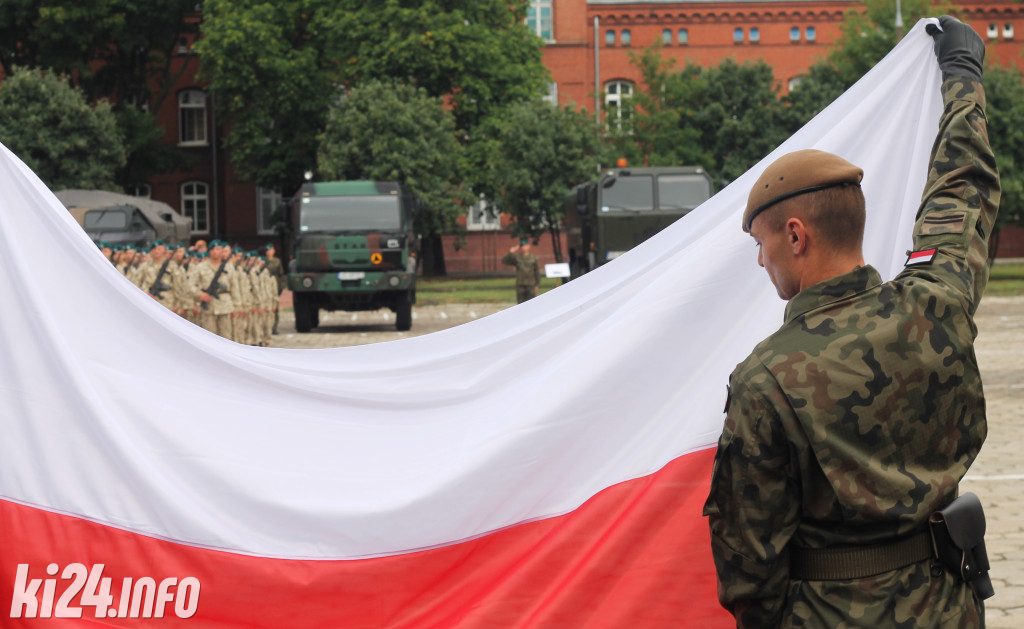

left=1, top=21, right=942, bottom=627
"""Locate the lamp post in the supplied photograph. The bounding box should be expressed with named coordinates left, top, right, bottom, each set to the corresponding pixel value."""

left=895, top=0, right=904, bottom=33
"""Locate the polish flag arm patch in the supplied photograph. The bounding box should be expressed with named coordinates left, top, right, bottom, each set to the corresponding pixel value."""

left=905, top=248, right=938, bottom=266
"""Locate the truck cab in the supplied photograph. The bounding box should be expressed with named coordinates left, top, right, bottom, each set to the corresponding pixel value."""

left=564, top=166, right=712, bottom=278
left=287, top=181, right=420, bottom=332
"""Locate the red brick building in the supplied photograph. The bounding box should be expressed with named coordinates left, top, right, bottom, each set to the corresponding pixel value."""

left=140, top=1, right=1024, bottom=270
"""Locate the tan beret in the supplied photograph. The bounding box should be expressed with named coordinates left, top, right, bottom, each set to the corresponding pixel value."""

left=743, top=149, right=863, bottom=232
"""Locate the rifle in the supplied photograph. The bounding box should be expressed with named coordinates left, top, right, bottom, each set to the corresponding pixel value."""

left=148, top=259, right=172, bottom=299
left=200, top=260, right=229, bottom=311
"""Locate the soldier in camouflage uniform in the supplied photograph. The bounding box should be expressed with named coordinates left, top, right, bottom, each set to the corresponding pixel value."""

left=501, top=240, right=541, bottom=304
left=703, top=17, right=997, bottom=628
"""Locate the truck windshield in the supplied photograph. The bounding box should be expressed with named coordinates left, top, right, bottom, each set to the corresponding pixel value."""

left=658, top=174, right=712, bottom=210
left=299, top=195, right=402, bottom=232
left=84, top=209, right=128, bottom=229
left=601, top=175, right=654, bottom=211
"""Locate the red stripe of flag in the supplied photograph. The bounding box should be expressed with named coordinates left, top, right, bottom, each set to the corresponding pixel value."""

left=1, top=449, right=729, bottom=628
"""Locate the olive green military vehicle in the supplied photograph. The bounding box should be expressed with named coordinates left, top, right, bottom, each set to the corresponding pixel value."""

left=287, top=181, right=421, bottom=332
left=564, top=166, right=713, bottom=278
left=56, top=189, right=192, bottom=247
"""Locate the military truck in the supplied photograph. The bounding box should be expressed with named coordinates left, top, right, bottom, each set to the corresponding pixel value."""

left=56, top=189, right=192, bottom=247
left=286, top=181, right=421, bottom=333
left=564, top=166, right=713, bottom=278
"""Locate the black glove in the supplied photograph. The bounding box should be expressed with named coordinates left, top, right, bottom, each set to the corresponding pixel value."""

left=926, top=15, right=984, bottom=82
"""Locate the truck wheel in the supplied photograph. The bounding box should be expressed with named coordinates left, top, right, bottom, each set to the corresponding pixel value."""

left=294, top=294, right=314, bottom=333
left=395, top=293, right=413, bottom=331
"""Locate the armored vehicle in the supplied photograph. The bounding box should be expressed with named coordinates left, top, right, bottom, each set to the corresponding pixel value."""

left=56, top=189, right=192, bottom=247
left=564, top=166, right=713, bottom=278
left=287, top=181, right=420, bottom=332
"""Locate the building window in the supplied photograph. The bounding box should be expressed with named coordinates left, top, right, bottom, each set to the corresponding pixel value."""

left=1005, top=23, right=1015, bottom=40
left=621, top=29, right=631, bottom=46
left=734, top=28, right=744, bottom=44
left=750, top=27, right=760, bottom=43
left=178, top=89, right=207, bottom=146
left=606, top=29, right=616, bottom=46
left=257, top=187, right=281, bottom=235
left=468, top=197, right=500, bottom=231
left=604, top=80, right=634, bottom=129
left=541, top=81, right=558, bottom=106
left=125, top=183, right=151, bottom=198
left=527, top=0, right=553, bottom=41
left=790, top=26, right=800, bottom=42
left=678, top=28, right=689, bottom=45
left=788, top=76, right=805, bottom=92
left=662, top=29, right=672, bottom=45
left=181, top=181, right=209, bottom=234
left=806, top=26, right=816, bottom=42
left=176, top=37, right=190, bottom=55
left=987, top=23, right=998, bottom=39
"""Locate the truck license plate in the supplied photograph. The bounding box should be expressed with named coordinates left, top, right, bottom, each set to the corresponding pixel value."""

left=337, top=272, right=365, bottom=280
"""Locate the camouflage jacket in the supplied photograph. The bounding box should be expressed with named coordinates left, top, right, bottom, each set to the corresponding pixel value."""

left=703, top=77, right=999, bottom=628
left=501, top=252, right=541, bottom=287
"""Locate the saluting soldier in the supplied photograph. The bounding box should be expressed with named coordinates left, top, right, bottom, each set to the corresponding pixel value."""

left=501, top=239, right=541, bottom=304
left=703, top=18, right=996, bottom=627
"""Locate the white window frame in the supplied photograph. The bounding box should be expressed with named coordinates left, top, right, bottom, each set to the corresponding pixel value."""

left=678, top=28, right=689, bottom=45
left=1004, top=23, right=1015, bottom=40
left=178, top=89, right=208, bottom=146
left=604, top=80, right=634, bottom=130
left=181, top=181, right=210, bottom=234
left=526, top=0, right=553, bottom=42
left=750, top=27, right=760, bottom=44
left=257, top=187, right=281, bottom=235
left=988, top=23, right=999, bottom=39
left=805, top=26, right=816, bottom=42
left=734, top=27, right=745, bottom=44
left=542, top=82, right=558, bottom=106
left=605, top=29, right=616, bottom=46
left=790, top=26, right=801, bottom=42
left=468, top=197, right=501, bottom=231
left=621, top=29, right=631, bottom=46
left=662, top=29, right=672, bottom=45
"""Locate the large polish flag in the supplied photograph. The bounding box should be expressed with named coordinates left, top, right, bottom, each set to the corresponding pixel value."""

left=1, top=23, right=943, bottom=627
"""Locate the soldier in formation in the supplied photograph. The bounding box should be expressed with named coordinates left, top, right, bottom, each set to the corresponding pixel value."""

left=102, top=239, right=281, bottom=346
left=703, top=17, right=996, bottom=627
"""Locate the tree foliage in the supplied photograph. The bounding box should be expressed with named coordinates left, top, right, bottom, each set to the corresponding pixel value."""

left=197, top=0, right=548, bottom=193
left=982, top=64, right=1024, bottom=254
left=617, top=51, right=791, bottom=186
left=0, top=67, right=124, bottom=190
left=317, top=80, right=474, bottom=275
left=0, top=1, right=197, bottom=188
left=474, top=101, right=603, bottom=262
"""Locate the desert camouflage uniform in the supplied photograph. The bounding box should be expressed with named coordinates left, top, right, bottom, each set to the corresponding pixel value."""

left=703, top=77, right=999, bottom=627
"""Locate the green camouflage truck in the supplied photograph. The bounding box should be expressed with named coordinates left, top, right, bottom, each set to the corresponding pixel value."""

left=564, top=166, right=713, bottom=278
left=286, top=181, right=421, bottom=332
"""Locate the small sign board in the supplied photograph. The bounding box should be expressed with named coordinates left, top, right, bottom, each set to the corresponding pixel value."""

left=545, top=263, right=570, bottom=278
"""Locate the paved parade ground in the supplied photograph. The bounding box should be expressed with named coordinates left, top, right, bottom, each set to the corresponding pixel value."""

left=269, top=294, right=1024, bottom=623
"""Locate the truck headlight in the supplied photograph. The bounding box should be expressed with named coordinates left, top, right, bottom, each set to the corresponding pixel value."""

left=388, top=275, right=400, bottom=287
left=302, top=277, right=314, bottom=289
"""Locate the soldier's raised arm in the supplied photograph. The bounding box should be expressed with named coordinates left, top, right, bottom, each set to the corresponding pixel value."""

left=903, top=16, right=1000, bottom=313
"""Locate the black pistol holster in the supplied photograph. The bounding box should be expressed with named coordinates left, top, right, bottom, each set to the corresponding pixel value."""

left=929, top=492, right=995, bottom=600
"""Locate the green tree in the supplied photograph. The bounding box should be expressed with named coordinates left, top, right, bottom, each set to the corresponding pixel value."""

left=620, top=50, right=790, bottom=186
left=0, top=67, right=125, bottom=190
left=196, top=0, right=549, bottom=194
left=0, top=1, right=198, bottom=188
left=785, top=0, right=953, bottom=125
left=981, top=64, right=1024, bottom=258
left=317, top=80, right=474, bottom=276
left=475, top=100, right=603, bottom=263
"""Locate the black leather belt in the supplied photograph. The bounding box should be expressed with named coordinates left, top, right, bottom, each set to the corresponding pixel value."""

left=789, top=530, right=934, bottom=581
